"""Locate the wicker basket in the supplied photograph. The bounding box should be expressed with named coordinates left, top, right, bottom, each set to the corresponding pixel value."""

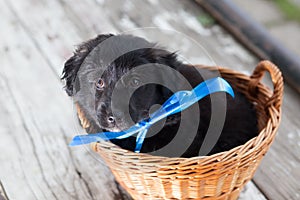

left=77, top=60, right=283, bottom=199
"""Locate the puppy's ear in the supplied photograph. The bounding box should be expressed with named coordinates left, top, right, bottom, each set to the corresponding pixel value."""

left=61, top=34, right=114, bottom=96
left=147, top=48, right=181, bottom=70
left=61, top=52, right=82, bottom=96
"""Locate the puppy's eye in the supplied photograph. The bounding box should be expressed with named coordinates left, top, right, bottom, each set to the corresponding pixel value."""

left=130, top=78, right=141, bottom=88
left=95, top=78, right=105, bottom=90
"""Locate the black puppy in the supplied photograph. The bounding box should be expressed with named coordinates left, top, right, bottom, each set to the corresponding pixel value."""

left=62, top=34, right=258, bottom=157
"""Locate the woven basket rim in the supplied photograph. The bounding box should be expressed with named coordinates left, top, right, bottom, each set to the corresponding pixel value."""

left=94, top=119, right=271, bottom=162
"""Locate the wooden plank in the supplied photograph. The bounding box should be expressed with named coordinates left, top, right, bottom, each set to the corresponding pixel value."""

left=0, top=0, right=125, bottom=199
left=253, top=90, right=300, bottom=200
left=239, top=182, right=266, bottom=200
left=0, top=0, right=266, bottom=199
left=50, top=4, right=270, bottom=200
left=0, top=181, right=8, bottom=200
left=3, top=0, right=299, bottom=199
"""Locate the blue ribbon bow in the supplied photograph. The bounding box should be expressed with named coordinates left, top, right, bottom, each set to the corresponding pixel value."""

left=70, top=77, right=235, bottom=152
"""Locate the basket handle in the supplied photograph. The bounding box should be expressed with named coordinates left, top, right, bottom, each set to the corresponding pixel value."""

left=249, top=60, right=284, bottom=110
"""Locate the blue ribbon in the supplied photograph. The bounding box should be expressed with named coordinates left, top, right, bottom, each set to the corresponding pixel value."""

left=69, top=77, right=235, bottom=152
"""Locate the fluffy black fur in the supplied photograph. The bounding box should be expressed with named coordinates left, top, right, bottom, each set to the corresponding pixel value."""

left=62, top=34, right=258, bottom=157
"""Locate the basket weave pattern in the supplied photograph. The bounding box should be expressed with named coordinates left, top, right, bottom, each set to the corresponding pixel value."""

left=78, top=61, right=283, bottom=199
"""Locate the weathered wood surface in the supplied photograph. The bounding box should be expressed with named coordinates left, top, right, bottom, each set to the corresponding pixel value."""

left=0, top=181, right=9, bottom=200
left=0, top=0, right=299, bottom=199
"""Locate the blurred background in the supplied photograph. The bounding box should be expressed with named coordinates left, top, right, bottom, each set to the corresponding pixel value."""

left=234, top=0, right=300, bottom=56
left=0, top=0, right=299, bottom=199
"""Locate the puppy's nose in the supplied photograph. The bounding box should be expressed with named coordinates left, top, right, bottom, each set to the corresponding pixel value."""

left=107, top=115, right=115, bottom=124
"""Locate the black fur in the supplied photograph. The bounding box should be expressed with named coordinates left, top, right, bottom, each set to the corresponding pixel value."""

left=62, top=34, right=258, bottom=157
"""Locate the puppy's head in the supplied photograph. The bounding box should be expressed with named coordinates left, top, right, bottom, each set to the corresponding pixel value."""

left=62, top=34, right=183, bottom=132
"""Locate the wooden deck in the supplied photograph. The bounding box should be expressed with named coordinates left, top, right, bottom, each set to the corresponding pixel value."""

left=0, top=0, right=299, bottom=199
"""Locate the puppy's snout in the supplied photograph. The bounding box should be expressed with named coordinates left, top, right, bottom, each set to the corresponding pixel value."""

left=96, top=102, right=119, bottom=127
